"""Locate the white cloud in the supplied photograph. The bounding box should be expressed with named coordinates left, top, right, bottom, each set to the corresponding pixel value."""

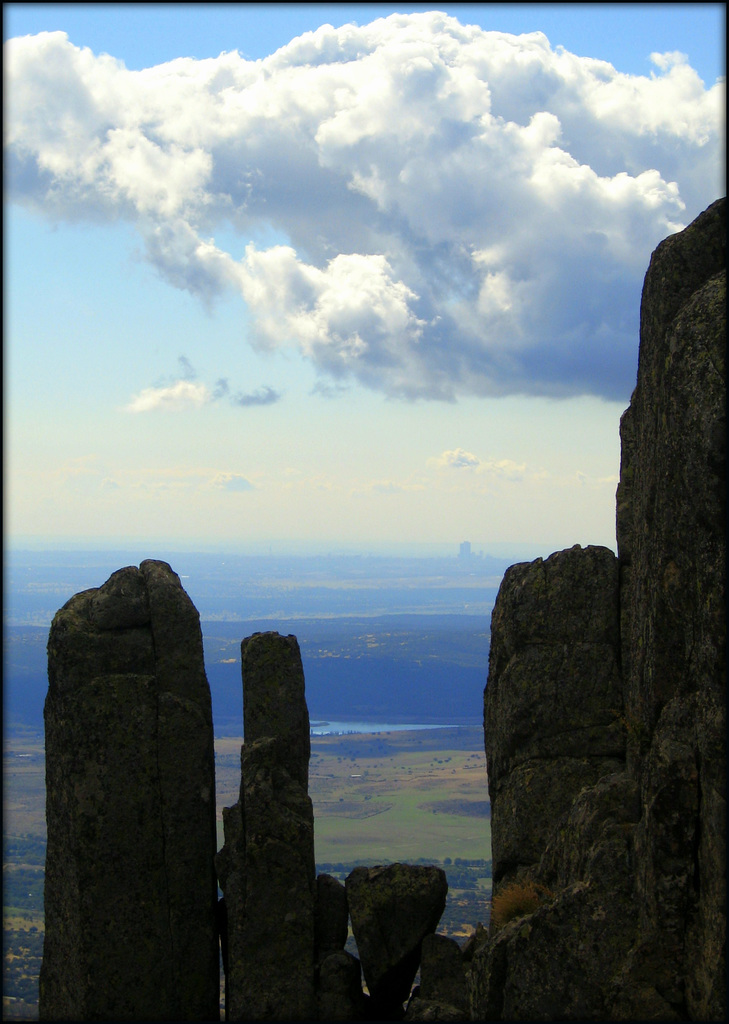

left=364, top=479, right=426, bottom=495
left=234, top=245, right=428, bottom=393
left=6, top=16, right=724, bottom=401
left=432, top=448, right=482, bottom=469
left=575, top=470, right=620, bottom=487
left=429, top=449, right=527, bottom=479
left=212, top=472, right=255, bottom=492
left=124, top=362, right=280, bottom=412
left=479, top=458, right=527, bottom=480
left=124, top=379, right=211, bottom=412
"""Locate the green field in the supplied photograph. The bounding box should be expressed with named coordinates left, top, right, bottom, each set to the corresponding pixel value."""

left=214, top=726, right=490, bottom=864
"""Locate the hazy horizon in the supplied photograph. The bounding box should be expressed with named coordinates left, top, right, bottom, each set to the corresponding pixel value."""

left=4, top=535, right=567, bottom=560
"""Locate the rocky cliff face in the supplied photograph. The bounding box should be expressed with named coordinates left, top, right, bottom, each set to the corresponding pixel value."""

left=40, top=560, right=219, bottom=1022
left=615, top=196, right=726, bottom=1021
left=476, top=197, right=726, bottom=1021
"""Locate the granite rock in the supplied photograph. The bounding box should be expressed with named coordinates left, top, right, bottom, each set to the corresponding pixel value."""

left=418, top=932, right=469, bottom=1013
left=216, top=631, right=316, bottom=1021
left=484, top=544, right=624, bottom=885
left=346, top=863, right=448, bottom=1018
left=40, top=560, right=219, bottom=1022
left=317, top=951, right=369, bottom=1022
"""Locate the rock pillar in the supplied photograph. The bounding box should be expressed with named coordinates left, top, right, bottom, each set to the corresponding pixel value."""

left=39, top=560, right=219, bottom=1021
left=484, top=544, right=624, bottom=886
left=216, top=632, right=316, bottom=1021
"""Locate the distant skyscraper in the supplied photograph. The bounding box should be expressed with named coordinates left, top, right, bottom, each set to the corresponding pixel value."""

left=459, top=541, right=472, bottom=559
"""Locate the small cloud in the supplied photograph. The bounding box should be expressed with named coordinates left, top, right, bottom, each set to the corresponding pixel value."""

left=575, top=470, right=620, bottom=486
left=53, top=455, right=103, bottom=488
left=230, top=386, right=281, bottom=407
left=428, top=449, right=527, bottom=480
left=479, top=458, right=527, bottom=480
left=178, top=355, right=197, bottom=380
left=311, top=380, right=350, bottom=399
left=431, top=448, right=481, bottom=469
left=649, top=50, right=689, bottom=73
left=100, top=477, right=120, bottom=490
left=212, top=377, right=230, bottom=400
left=125, top=379, right=211, bottom=412
left=213, top=472, right=255, bottom=492
left=352, top=478, right=426, bottom=496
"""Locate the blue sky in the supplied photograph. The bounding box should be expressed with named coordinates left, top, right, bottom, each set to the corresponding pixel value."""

left=4, top=4, right=725, bottom=556
left=4, top=4, right=725, bottom=81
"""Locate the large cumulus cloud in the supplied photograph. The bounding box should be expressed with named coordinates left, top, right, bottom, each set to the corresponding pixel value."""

left=5, top=13, right=723, bottom=400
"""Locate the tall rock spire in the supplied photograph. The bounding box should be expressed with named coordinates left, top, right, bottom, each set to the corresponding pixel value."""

left=215, top=631, right=317, bottom=1021
left=40, top=559, right=219, bottom=1021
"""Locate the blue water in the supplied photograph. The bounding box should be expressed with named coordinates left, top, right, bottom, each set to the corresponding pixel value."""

left=309, top=720, right=452, bottom=736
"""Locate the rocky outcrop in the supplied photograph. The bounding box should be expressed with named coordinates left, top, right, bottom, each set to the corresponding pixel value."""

left=474, top=197, right=726, bottom=1020
left=346, top=863, right=448, bottom=1019
left=43, top=597, right=452, bottom=1022
left=485, top=544, right=624, bottom=886
left=215, top=631, right=317, bottom=1021
left=40, top=560, right=219, bottom=1022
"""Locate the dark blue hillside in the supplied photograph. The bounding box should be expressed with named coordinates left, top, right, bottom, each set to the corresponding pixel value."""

left=305, top=656, right=483, bottom=724
left=4, top=615, right=490, bottom=736
left=205, top=655, right=484, bottom=735
left=203, top=614, right=489, bottom=735
left=3, top=626, right=49, bottom=731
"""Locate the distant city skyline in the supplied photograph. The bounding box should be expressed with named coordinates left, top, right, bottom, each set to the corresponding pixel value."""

left=5, top=4, right=724, bottom=557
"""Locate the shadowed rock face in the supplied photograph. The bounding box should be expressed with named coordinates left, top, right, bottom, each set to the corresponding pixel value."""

left=315, top=873, right=350, bottom=964
left=485, top=544, right=624, bottom=885
left=40, top=560, right=219, bottom=1022
left=240, top=631, right=312, bottom=789
left=317, top=951, right=369, bottom=1022
left=216, top=631, right=317, bottom=1022
left=473, top=198, right=726, bottom=1021
left=417, top=932, right=469, bottom=1013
